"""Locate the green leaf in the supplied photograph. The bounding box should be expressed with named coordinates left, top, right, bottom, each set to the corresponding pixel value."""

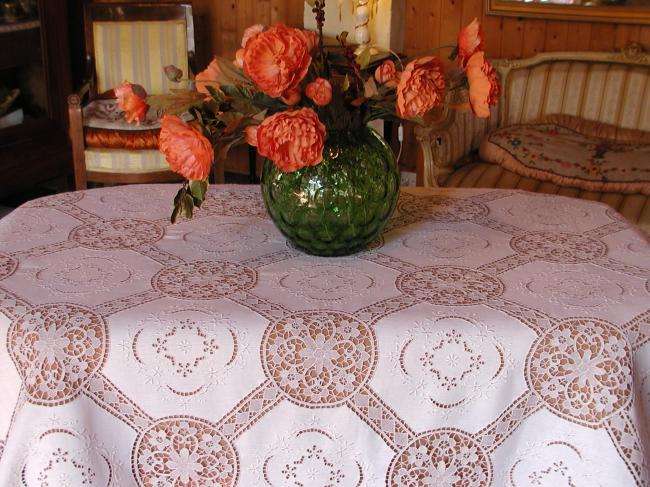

left=183, top=193, right=194, bottom=219
left=170, top=203, right=181, bottom=224
left=147, top=89, right=205, bottom=115
left=364, top=77, right=378, bottom=98
left=253, top=109, right=267, bottom=121
left=189, top=179, right=208, bottom=207
left=206, top=85, right=225, bottom=102
left=342, top=75, right=350, bottom=93
left=173, top=187, right=184, bottom=206
left=171, top=187, right=186, bottom=223
left=214, top=57, right=253, bottom=86
left=356, top=48, right=372, bottom=70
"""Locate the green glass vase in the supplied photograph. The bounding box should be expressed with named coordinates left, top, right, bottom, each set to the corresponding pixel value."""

left=261, top=127, right=400, bottom=257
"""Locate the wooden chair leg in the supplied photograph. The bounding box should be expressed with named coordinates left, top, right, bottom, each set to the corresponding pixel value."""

left=67, top=94, right=87, bottom=190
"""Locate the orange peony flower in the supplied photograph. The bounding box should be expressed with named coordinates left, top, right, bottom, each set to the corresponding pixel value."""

left=234, top=48, right=245, bottom=68
left=305, top=78, right=332, bottom=106
left=458, top=18, right=484, bottom=67
left=299, top=29, right=319, bottom=52
left=242, top=23, right=265, bottom=47
left=396, top=56, right=445, bottom=119
left=242, top=23, right=311, bottom=99
left=256, top=108, right=325, bottom=172
left=114, top=81, right=148, bottom=124
left=195, top=58, right=221, bottom=95
left=244, top=124, right=258, bottom=146
left=375, top=60, right=401, bottom=88
left=280, top=86, right=302, bottom=105
left=159, top=115, right=213, bottom=180
left=466, top=51, right=500, bottom=118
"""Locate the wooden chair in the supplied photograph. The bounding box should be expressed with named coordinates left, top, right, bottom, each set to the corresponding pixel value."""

left=67, top=2, right=201, bottom=190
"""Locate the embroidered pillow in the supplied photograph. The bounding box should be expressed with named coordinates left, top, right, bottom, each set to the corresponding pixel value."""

left=479, top=116, right=650, bottom=195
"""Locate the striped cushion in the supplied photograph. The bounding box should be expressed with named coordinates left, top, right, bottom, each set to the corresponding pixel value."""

left=504, top=61, right=650, bottom=131
left=93, top=20, right=188, bottom=95
left=85, top=148, right=170, bottom=174
left=442, top=161, right=650, bottom=236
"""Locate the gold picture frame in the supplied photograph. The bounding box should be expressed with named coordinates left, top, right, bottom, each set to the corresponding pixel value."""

left=485, top=0, right=650, bottom=25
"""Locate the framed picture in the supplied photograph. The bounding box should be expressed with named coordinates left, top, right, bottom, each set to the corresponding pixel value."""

left=485, top=0, right=650, bottom=24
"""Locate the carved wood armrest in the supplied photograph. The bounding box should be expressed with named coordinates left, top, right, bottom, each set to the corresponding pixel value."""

left=415, top=107, right=496, bottom=187
left=67, top=79, right=92, bottom=190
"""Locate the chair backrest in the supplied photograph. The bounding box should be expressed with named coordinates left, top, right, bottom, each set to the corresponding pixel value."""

left=84, top=2, right=194, bottom=96
left=495, top=47, right=650, bottom=131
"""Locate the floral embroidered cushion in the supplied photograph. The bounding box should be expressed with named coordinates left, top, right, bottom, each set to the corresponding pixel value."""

left=479, top=115, right=650, bottom=195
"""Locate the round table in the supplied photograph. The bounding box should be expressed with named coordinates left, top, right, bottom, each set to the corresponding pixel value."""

left=0, top=184, right=648, bottom=486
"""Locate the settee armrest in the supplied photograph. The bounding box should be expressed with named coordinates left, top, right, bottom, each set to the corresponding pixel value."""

left=415, top=104, right=498, bottom=187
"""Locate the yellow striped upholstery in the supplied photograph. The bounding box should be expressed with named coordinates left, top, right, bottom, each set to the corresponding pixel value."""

left=442, top=161, right=650, bottom=236
left=504, top=61, right=650, bottom=130
left=85, top=148, right=170, bottom=174
left=93, top=20, right=188, bottom=95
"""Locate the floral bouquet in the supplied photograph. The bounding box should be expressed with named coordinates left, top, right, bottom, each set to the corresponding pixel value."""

left=114, top=2, right=498, bottom=224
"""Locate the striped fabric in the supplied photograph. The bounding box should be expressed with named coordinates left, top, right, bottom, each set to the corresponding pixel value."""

left=93, top=20, right=188, bottom=95
left=421, top=106, right=499, bottom=188
left=85, top=148, right=170, bottom=174
left=442, top=161, right=650, bottom=236
left=503, top=61, right=650, bottom=131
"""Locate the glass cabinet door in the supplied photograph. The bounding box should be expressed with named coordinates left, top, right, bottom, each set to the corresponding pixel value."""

left=0, top=0, right=45, bottom=131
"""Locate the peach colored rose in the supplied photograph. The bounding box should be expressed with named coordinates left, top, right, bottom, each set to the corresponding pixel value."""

left=466, top=51, right=500, bottom=118
left=242, top=23, right=265, bottom=47
left=458, top=18, right=484, bottom=67
left=195, top=58, right=221, bottom=95
left=234, top=48, right=245, bottom=68
left=299, top=29, right=319, bottom=52
left=305, top=78, right=332, bottom=106
left=114, top=81, right=148, bottom=124
left=243, top=23, right=311, bottom=99
left=280, top=86, right=302, bottom=105
left=159, top=115, right=213, bottom=180
left=375, top=60, right=401, bottom=87
left=244, top=125, right=258, bottom=146
left=256, top=108, right=325, bottom=172
left=396, top=56, right=445, bottom=119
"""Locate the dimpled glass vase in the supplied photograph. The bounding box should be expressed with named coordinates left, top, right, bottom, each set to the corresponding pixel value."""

left=261, top=127, right=400, bottom=257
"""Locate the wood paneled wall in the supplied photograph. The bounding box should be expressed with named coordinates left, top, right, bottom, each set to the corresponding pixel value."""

left=188, top=0, right=650, bottom=175
left=192, top=0, right=304, bottom=65
left=403, top=0, right=650, bottom=61
left=399, top=0, right=650, bottom=174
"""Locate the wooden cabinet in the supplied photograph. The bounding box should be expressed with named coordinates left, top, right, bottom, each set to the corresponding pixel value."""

left=0, top=0, right=72, bottom=197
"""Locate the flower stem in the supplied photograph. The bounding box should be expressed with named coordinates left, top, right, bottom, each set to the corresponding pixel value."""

left=313, top=0, right=327, bottom=72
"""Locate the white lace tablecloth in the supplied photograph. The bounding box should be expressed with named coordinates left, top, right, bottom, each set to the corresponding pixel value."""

left=0, top=184, right=648, bottom=486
